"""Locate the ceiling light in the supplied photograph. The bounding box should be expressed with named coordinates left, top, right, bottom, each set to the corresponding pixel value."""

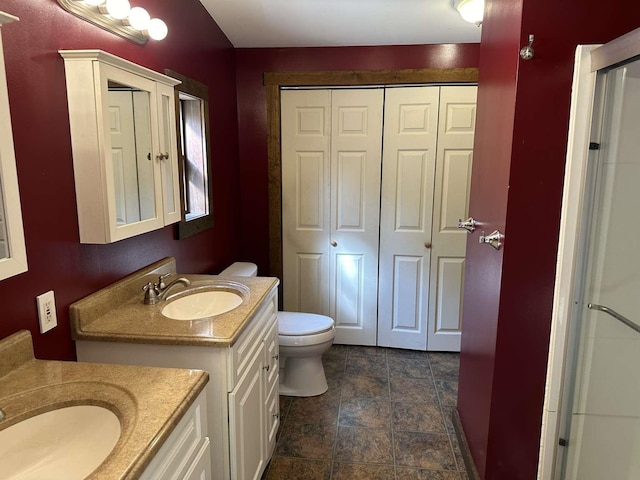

left=148, top=18, right=168, bottom=41
left=452, top=0, right=484, bottom=26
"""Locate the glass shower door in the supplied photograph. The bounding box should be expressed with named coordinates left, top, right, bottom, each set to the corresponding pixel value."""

left=561, top=57, right=640, bottom=479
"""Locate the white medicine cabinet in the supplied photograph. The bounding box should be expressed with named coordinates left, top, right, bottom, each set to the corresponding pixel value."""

left=0, top=12, right=28, bottom=281
left=60, top=50, right=181, bottom=244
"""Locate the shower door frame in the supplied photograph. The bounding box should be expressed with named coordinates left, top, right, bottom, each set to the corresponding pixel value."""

left=538, top=28, right=640, bottom=479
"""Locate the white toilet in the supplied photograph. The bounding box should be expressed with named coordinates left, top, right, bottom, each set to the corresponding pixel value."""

left=218, top=262, right=335, bottom=397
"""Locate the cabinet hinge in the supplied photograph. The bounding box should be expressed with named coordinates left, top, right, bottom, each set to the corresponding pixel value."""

left=559, top=438, right=568, bottom=447
left=589, top=142, right=600, bottom=150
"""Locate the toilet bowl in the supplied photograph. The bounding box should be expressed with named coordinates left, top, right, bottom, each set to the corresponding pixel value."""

left=218, top=262, right=335, bottom=397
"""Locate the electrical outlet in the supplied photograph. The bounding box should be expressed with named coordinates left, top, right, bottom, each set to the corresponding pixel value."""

left=36, top=290, right=57, bottom=333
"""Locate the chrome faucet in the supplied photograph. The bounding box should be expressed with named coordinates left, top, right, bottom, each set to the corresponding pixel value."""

left=143, top=273, right=191, bottom=305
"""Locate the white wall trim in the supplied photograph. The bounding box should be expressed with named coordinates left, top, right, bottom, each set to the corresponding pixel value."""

left=537, top=44, right=599, bottom=479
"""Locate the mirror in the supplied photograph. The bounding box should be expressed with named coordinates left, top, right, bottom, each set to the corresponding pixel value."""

left=0, top=12, right=27, bottom=280
left=107, top=81, right=156, bottom=226
left=165, top=70, right=214, bottom=239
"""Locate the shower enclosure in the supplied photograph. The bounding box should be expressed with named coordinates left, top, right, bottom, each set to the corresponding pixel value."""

left=540, top=32, right=640, bottom=479
left=559, top=54, right=640, bottom=479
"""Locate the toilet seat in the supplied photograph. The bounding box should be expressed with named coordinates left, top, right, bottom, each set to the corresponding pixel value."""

left=278, top=312, right=335, bottom=347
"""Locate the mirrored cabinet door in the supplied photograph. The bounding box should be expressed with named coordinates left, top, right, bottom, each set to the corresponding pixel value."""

left=100, top=64, right=164, bottom=239
left=60, top=50, right=180, bottom=244
left=0, top=12, right=28, bottom=281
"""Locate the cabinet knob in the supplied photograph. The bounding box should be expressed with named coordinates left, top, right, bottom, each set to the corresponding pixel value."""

left=263, top=364, right=270, bottom=372
left=424, top=242, right=432, bottom=249
left=156, top=152, right=169, bottom=160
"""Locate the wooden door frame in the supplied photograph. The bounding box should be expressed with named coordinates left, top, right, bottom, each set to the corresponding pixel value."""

left=265, top=68, right=479, bottom=289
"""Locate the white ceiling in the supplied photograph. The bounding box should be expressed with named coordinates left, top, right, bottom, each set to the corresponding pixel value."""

left=197, top=0, right=482, bottom=48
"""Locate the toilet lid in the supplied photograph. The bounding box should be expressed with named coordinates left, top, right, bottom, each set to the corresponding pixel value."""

left=278, top=311, right=334, bottom=336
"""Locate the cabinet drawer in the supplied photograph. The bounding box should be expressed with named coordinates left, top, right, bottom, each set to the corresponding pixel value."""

left=140, top=391, right=208, bottom=480
left=228, top=292, right=277, bottom=391
left=182, top=438, right=212, bottom=480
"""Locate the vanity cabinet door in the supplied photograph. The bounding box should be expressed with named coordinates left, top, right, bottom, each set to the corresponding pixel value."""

left=263, top=318, right=280, bottom=458
left=229, top=345, right=266, bottom=480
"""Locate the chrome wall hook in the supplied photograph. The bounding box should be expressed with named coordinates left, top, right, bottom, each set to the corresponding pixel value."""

left=520, top=34, right=535, bottom=60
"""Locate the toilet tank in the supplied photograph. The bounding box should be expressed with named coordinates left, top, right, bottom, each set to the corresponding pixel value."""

left=218, top=262, right=258, bottom=277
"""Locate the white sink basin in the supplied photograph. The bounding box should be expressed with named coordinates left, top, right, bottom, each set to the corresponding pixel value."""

left=162, top=286, right=246, bottom=320
left=0, top=405, right=121, bottom=479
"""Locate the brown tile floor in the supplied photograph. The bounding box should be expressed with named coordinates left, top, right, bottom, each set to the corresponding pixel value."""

left=263, top=345, right=467, bottom=480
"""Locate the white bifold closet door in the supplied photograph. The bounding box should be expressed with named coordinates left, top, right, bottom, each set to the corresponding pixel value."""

left=281, top=88, right=384, bottom=346
left=377, top=87, right=439, bottom=350
left=378, top=86, right=476, bottom=351
left=281, top=86, right=475, bottom=350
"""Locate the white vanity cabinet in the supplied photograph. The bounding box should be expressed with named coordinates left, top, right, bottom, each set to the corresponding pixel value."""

left=60, top=50, right=181, bottom=243
left=75, top=285, right=279, bottom=480
left=140, top=389, right=211, bottom=480
left=228, top=309, right=280, bottom=480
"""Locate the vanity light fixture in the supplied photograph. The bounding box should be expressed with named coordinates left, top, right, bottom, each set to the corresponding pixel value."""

left=56, top=0, right=168, bottom=45
left=452, top=0, right=484, bottom=26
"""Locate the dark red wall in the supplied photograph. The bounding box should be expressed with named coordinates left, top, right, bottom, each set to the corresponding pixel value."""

left=234, top=44, right=481, bottom=273
left=458, top=0, right=640, bottom=478
left=0, top=0, right=239, bottom=360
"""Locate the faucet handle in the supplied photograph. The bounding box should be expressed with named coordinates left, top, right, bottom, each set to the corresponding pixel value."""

left=158, top=273, right=171, bottom=290
left=142, top=282, right=160, bottom=305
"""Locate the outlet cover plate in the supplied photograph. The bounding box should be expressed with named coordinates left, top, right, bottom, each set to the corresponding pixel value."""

left=37, top=290, right=57, bottom=333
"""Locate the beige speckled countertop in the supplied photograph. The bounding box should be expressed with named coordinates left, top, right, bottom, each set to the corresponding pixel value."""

left=70, top=257, right=280, bottom=347
left=0, top=330, right=208, bottom=479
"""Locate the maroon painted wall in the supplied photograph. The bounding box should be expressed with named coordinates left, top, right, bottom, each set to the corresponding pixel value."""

left=234, top=44, right=481, bottom=273
left=0, top=0, right=239, bottom=360
left=458, top=0, right=640, bottom=478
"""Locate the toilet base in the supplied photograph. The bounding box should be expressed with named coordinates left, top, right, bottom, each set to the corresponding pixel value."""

left=279, top=355, right=328, bottom=397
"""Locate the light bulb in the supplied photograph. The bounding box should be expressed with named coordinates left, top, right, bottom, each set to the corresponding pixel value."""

left=148, top=18, right=168, bottom=40
left=128, top=7, right=150, bottom=30
left=105, top=0, right=130, bottom=20
left=84, top=0, right=105, bottom=6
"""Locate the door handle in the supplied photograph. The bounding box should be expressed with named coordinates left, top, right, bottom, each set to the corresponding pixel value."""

left=479, top=230, right=504, bottom=250
left=330, top=241, right=337, bottom=247
left=424, top=242, right=432, bottom=249
left=458, top=217, right=478, bottom=233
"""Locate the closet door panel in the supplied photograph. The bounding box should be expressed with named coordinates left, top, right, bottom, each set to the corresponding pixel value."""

left=378, top=86, right=440, bottom=350
left=330, top=89, right=383, bottom=345
left=427, top=86, right=477, bottom=351
left=391, top=256, right=423, bottom=331
left=281, top=90, right=331, bottom=315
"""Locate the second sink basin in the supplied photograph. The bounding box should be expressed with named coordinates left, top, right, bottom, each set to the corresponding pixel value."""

left=161, top=282, right=249, bottom=320
left=0, top=405, right=120, bottom=479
